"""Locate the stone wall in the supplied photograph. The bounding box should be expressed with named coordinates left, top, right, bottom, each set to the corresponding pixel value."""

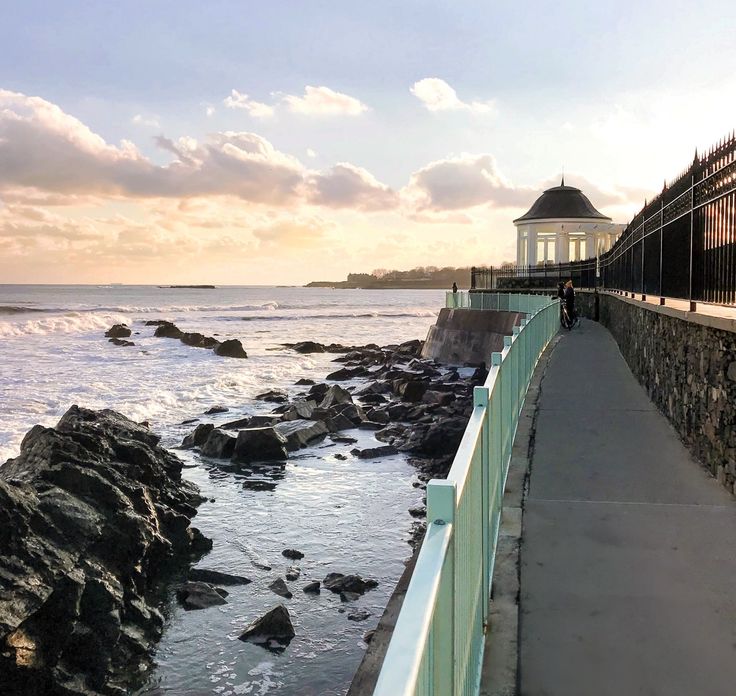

left=578, top=291, right=736, bottom=494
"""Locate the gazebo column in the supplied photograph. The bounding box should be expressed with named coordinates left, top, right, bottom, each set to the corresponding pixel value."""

left=556, top=229, right=569, bottom=263
left=527, top=227, right=538, bottom=266
left=585, top=232, right=596, bottom=259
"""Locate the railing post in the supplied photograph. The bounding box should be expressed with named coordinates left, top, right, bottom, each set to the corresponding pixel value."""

left=474, top=385, right=491, bottom=626
left=427, top=480, right=456, bottom=695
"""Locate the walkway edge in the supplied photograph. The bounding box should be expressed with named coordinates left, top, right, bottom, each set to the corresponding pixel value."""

left=480, top=334, right=560, bottom=696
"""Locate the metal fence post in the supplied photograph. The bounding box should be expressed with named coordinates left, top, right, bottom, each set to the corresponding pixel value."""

left=474, top=385, right=491, bottom=625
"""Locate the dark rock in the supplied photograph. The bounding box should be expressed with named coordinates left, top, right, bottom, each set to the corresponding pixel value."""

left=348, top=609, right=371, bottom=622
left=105, top=323, right=132, bottom=338
left=423, top=391, right=455, bottom=406
left=275, top=420, right=329, bottom=451
left=204, top=405, right=229, bottom=415
left=334, top=453, right=348, bottom=460
left=201, top=429, right=237, bottom=459
left=189, top=527, right=213, bottom=555
left=358, top=393, right=387, bottom=405
left=326, top=366, right=369, bottom=381
left=387, top=403, right=410, bottom=420
left=471, top=365, right=489, bottom=384
left=363, top=629, right=376, bottom=644
left=176, top=581, right=228, bottom=610
left=303, top=581, right=321, bottom=594
left=282, top=549, right=304, bottom=560
left=238, top=604, right=295, bottom=652
left=188, top=568, right=251, bottom=585
left=145, top=319, right=172, bottom=326
left=350, top=445, right=399, bottom=459
left=252, top=561, right=272, bottom=571
left=409, top=505, right=426, bottom=518
left=0, top=406, right=205, bottom=694
left=358, top=421, right=384, bottom=431
left=154, top=321, right=183, bottom=339
left=281, top=400, right=317, bottom=420
left=248, top=414, right=284, bottom=427
left=401, top=381, right=428, bottom=402
left=319, top=384, right=354, bottom=409
left=109, top=337, right=135, bottom=347
left=221, top=416, right=254, bottom=430
left=295, top=378, right=316, bottom=385
left=331, top=435, right=357, bottom=444
left=291, top=341, right=326, bottom=354
left=214, top=339, right=248, bottom=359
left=233, top=428, right=288, bottom=463
left=268, top=578, right=293, bottom=599
left=322, top=573, right=377, bottom=596
left=255, top=390, right=288, bottom=403
left=285, top=567, right=301, bottom=581
left=180, top=331, right=210, bottom=347
left=182, top=423, right=215, bottom=449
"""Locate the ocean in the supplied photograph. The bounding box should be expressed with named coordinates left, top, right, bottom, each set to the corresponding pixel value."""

left=0, top=285, right=445, bottom=695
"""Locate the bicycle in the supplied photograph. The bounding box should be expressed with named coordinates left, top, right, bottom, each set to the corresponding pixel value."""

left=559, top=299, right=578, bottom=330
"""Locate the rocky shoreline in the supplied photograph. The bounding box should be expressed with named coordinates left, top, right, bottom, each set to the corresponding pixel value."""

left=0, top=335, right=481, bottom=695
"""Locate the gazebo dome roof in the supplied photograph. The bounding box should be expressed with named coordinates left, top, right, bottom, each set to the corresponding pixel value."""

left=513, top=178, right=611, bottom=223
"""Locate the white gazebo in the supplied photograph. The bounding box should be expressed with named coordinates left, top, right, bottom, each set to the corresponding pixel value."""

left=514, top=178, right=624, bottom=266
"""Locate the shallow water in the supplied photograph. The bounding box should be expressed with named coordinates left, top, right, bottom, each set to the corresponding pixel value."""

left=0, top=285, right=444, bottom=695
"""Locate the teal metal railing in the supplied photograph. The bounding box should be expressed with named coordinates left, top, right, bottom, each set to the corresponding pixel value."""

left=446, top=290, right=553, bottom=313
left=373, top=292, right=559, bottom=696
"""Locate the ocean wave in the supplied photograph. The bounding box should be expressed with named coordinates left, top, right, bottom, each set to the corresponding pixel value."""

left=0, top=305, right=48, bottom=315
left=0, top=312, right=129, bottom=338
left=239, top=310, right=437, bottom=321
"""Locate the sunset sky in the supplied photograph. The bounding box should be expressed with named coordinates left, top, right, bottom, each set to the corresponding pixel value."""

left=1, top=0, right=735, bottom=284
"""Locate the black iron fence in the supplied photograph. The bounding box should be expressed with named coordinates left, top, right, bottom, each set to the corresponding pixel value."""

left=471, top=259, right=597, bottom=291
left=473, top=132, right=736, bottom=308
left=598, top=134, right=736, bottom=307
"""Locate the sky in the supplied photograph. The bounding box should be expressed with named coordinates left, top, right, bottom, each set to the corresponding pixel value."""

left=1, top=0, right=736, bottom=285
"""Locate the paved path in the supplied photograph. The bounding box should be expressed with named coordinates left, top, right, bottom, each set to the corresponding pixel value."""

left=520, top=320, right=736, bottom=696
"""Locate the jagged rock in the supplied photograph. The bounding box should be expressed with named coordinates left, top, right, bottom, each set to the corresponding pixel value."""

left=295, top=378, right=315, bottom=385
left=423, top=390, right=455, bottom=406
left=274, top=421, right=329, bottom=451
left=105, top=323, right=131, bottom=338
left=303, top=582, right=321, bottom=594
left=268, top=578, right=293, bottom=599
left=400, top=381, right=428, bottom=403
left=181, top=423, right=214, bottom=449
left=322, top=573, right=378, bottom=596
left=109, top=337, right=135, bottom=347
left=409, top=505, right=426, bottom=518
left=145, top=320, right=172, bottom=326
left=238, top=605, right=295, bottom=652
left=232, top=428, right=288, bottom=463
left=187, top=568, right=251, bottom=585
left=154, top=321, right=183, bottom=339
left=180, top=332, right=210, bottom=348
left=347, top=610, right=371, bottom=622
left=350, top=445, right=399, bottom=459
left=281, top=400, right=317, bottom=421
left=200, top=429, right=236, bottom=459
left=397, top=339, right=423, bottom=356
left=204, top=405, right=229, bottom=415
left=326, top=366, right=369, bottom=381
left=221, top=416, right=254, bottom=430
left=176, top=581, right=228, bottom=610
left=358, top=421, right=384, bottom=431
left=358, top=393, right=387, bottom=405
left=255, top=390, right=288, bottom=403
left=307, top=383, right=330, bottom=402
left=213, top=339, right=248, bottom=359
left=282, top=549, right=304, bottom=560
left=363, top=629, right=376, bottom=644
left=285, top=567, right=300, bottom=581
left=0, top=406, right=206, bottom=695
left=387, top=403, right=410, bottom=420
left=319, top=385, right=354, bottom=409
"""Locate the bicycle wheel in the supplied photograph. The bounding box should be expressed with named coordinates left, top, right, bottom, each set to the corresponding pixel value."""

left=560, top=307, right=573, bottom=330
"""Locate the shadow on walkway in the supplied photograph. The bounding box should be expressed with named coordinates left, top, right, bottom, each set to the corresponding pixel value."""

left=520, top=319, right=736, bottom=696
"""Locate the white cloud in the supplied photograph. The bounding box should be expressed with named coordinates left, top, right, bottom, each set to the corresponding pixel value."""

left=132, top=114, right=160, bottom=128
left=306, top=148, right=317, bottom=158
left=410, top=78, right=495, bottom=115
left=223, top=89, right=274, bottom=118
left=281, top=85, right=368, bottom=116
left=205, top=104, right=216, bottom=117
left=307, top=163, right=398, bottom=210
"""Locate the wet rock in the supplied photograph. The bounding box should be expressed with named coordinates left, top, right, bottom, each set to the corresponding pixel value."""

left=204, top=405, right=229, bottom=415
left=334, top=453, right=348, bottom=460
left=275, top=420, right=329, bottom=451
left=341, top=591, right=362, bottom=602
left=180, top=332, right=210, bottom=348
left=268, top=578, right=293, bottom=599
left=281, top=400, right=317, bottom=420
left=303, top=581, right=321, bottom=594
left=350, top=445, right=399, bottom=459
left=358, top=393, right=387, bottom=405
left=291, top=341, right=326, bottom=353
left=409, top=505, right=426, bottom=518
left=319, top=384, right=354, bottom=409
left=322, top=573, right=378, bottom=596
left=145, top=319, right=172, bottom=326
left=105, top=323, right=132, bottom=338
left=252, top=561, right=272, bottom=571
left=187, top=568, right=251, bottom=585
left=255, top=390, right=288, bottom=403
left=213, top=339, right=248, bottom=359
left=347, top=610, right=371, bottom=622
left=233, top=428, right=288, bottom=463
left=331, top=435, right=357, bottom=444
left=154, top=321, right=183, bottom=339
left=365, top=408, right=390, bottom=424
left=176, top=581, right=228, bottom=610
left=397, top=339, right=423, bottom=356
left=238, top=604, right=295, bottom=652
left=221, top=416, right=254, bottom=430
left=282, top=549, right=304, bottom=560
left=0, top=406, right=206, bottom=695
left=400, top=381, right=428, bottom=403
left=109, top=337, right=135, bottom=347
left=295, top=378, right=316, bottom=385
left=358, top=421, right=384, bottom=431
left=326, top=366, right=369, bottom=381
left=200, top=429, right=237, bottom=459
left=285, top=567, right=301, bottom=581
left=189, top=527, right=214, bottom=555
left=423, top=390, right=455, bottom=406
left=387, top=403, right=410, bottom=420
left=363, top=629, right=376, bottom=644
left=181, top=423, right=215, bottom=449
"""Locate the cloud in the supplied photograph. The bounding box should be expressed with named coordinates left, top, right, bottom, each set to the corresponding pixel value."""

left=281, top=85, right=368, bottom=116
left=410, top=78, right=495, bottom=114
left=307, top=163, right=398, bottom=210
left=405, top=154, right=530, bottom=211
left=252, top=217, right=331, bottom=249
left=132, top=114, right=160, bottom=128
left=223, top=89, right=274, bottom=118
left=306, top=148, right=317, bottom=158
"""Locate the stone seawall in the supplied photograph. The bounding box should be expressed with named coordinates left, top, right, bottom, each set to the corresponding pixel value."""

left=578, top=291, right=736, bottom=494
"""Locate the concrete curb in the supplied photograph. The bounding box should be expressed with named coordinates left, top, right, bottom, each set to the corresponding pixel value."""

left=480, top=334, right=560, bottom=696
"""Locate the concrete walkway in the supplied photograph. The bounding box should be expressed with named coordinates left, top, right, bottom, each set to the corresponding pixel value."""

left=520, top=320, right=736, bottom=696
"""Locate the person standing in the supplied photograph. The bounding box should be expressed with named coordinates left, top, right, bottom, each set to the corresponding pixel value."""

left=564, top=279, right=577, bottom=324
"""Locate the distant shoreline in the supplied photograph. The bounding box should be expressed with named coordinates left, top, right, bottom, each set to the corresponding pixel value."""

left=305, top=281, right=457, bottom=290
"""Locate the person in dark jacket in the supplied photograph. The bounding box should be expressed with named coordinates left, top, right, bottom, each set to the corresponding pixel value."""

left=563, top=280, right=577, bottom=323
left=557, top=281, right=565, bottom=299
